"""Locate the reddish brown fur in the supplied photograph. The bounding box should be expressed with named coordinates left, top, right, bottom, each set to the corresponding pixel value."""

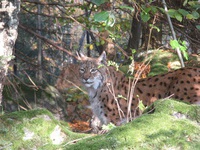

left=78, top=52, right=200, bottom=127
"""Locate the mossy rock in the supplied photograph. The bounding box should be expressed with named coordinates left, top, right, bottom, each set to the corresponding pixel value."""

left=0, top=109, right=87, bottom=150
left=65, top=100, right=200, bottom=150
left=0, top=100, right=199, bottom=150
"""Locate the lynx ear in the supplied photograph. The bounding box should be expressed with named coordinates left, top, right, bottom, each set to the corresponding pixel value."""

left=98, top=51, right=107, bottom=64
left=76, top=51, right=86, bottom=60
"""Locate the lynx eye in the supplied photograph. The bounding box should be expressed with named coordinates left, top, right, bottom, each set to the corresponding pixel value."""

left=79, top=68, right=85, bottom=73
left=90, top=68, right=97, bottom=73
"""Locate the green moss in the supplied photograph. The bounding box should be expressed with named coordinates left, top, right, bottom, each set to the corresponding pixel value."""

left=0, top=109, right=87, bottom=150
left=65, top=100, right=200, bottom=150
left=1, top=87, right=200, bottom=149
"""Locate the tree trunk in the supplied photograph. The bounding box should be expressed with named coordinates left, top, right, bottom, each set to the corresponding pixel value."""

left=0, top=0, right=20, bottom=105
left=127, top=8, right=142, bottom=56
left=37, top=1, right=43, bottom=81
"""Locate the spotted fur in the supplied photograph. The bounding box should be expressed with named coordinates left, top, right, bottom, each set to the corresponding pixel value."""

left=78, top=52, right=200, bottom=127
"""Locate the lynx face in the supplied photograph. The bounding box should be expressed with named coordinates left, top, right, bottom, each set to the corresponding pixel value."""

left=78, top=52, right=107, bottom=90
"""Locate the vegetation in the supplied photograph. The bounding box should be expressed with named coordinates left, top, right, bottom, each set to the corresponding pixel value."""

left=0, top=0, right=200, bottom=149
left=0, top=100, right=199, bottom=149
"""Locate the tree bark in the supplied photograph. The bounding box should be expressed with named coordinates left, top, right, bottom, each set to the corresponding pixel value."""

left=37, top=1, right=43, bottom=81
left=127, top=8, right=142, bottom=55
left=0, top=0, right=20, bottom=105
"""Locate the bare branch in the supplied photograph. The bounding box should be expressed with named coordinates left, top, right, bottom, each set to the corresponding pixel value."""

left=19, top=24, right=79, bottom=60
left=22, top=0, right=82, bottom=7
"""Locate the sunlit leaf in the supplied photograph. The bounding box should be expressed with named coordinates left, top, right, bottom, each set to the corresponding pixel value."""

left=181, top=49, right=189, bottom=60
left=102, top=123, right=116, bottom=131
left=183, top=0, right=188, bottom=6
left=106, top=13, right=115, bottom=27
left=186, top=14, right=194, bottom=19
left=170, top=40, right=188, bottom=60
left=89, top=44, right=94, bottom=50
left=138, top=100, right=146, bottom=112
left=170, top=40, right=179, bottom=49
left=188, top=1, right=197, bottom=6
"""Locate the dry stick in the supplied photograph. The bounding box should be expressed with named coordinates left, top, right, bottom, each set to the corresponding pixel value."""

left=63, top=135, right=95, bottom=146
left=126, top=14, right=158, bottom=122
left=62, top=79, right=87, bottom=95
left=106, top=67, right=125, bottom=121
left=126, top=10, right=168, bottom=121
left=146, top=14, right=157, bottom=51
left=126, top=59, right=152, bottom=122
left=23, top=71, right=39, bottom=90
left=162, top=0, right=185, bottom=68
left=5, top=76, right=30, bottom=111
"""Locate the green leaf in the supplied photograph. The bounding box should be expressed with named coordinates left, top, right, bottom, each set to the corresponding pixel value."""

left=138, top=100, right=146, bottom=112
left=188, top=1, right=197, bottom=6
left=182, top=50, right=189, bottom=60
left=170, top=40, right=180, bottom=49
left=141, top=12, right=150, bottom=22
left=168, top=9, right=176, bottom=18
left=100, top=40, right=105, bottom=45
left=196, top=25, right=200, bottom=30
left=170, top=40, right=188, bottom=60
left=106, top=13, right=115, bottom=27
left=119, top=6, right=134, bottom=12
left=158, top=7, right=165, bottom=13
left=144, top=7, right=151, bottom=13
left=91, top=0, right=107, bottom=6
left=178, top=9, right=189, bottom=16
left=183, top=0, right=188, bottom=6
left=175, top=12, right=182, bottom=22
left=186, top=14, right=194, bottom=19
left=191, top=11, right=199, bottom=19
left=94, top=11, right=109, bottom=22
left=151, top=6, right=158, bottom=14
left=94, top=11, right=115, bottom=27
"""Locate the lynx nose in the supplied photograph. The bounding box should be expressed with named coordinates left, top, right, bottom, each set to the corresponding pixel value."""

left=83, top=78, right=89, bottom=82
left=83, top=74, right=90, bottom=82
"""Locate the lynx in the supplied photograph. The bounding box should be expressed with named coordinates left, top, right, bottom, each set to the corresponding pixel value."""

left=77, top=51, right=200, bottom=129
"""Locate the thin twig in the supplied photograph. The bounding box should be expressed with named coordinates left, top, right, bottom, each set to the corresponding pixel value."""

left=63, top=135, right=95, bottom=146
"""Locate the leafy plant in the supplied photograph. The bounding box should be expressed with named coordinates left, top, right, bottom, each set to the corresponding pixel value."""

left=107, top=60, right=119, bottom=71
left=170, top=40, right=188, bottom=60
left=94, top=11, right=115, bottom=28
